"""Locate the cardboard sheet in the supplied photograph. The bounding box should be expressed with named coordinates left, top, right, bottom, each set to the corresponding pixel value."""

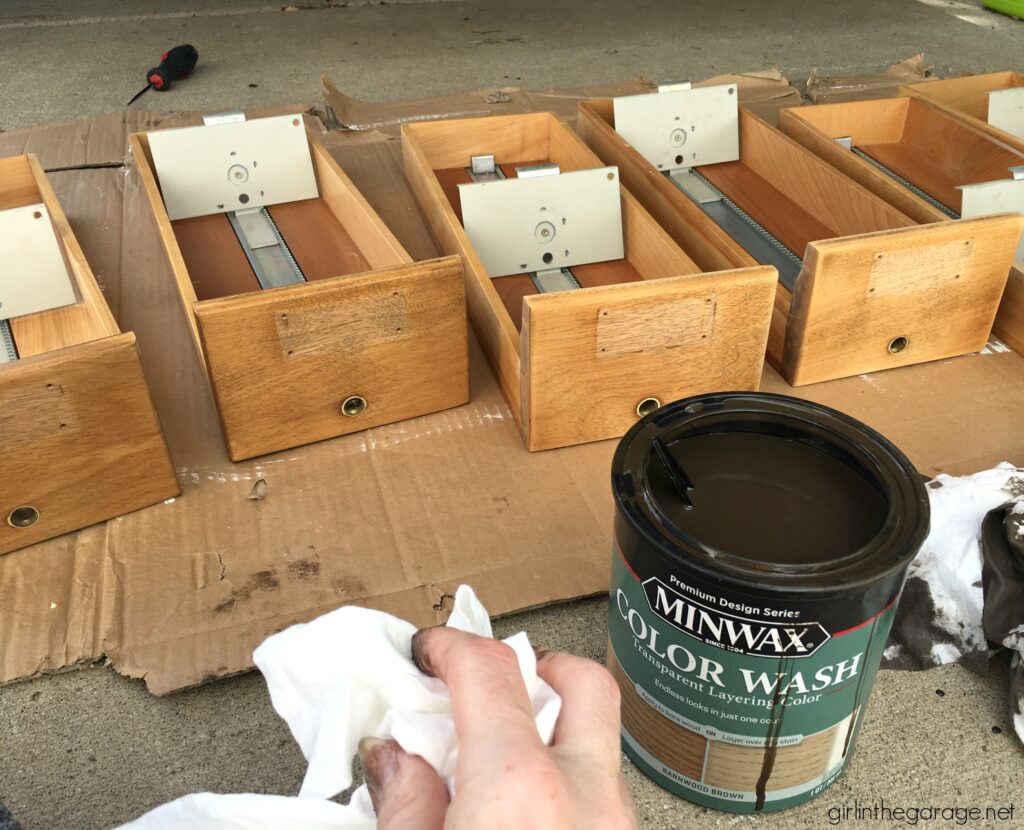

left=321, top=70, right=802, bottom=133
left=0, top=106, right=325, bottom=172
left=3, top=83, right=1024, bottom=696
left=806, top=54, right=936, bottom=104
left=695, top=68, right=803, bottom=124
left=320, top=74, right=655, bottom=134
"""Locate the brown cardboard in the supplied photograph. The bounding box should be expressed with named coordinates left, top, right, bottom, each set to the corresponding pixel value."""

left=806, top=54, right=935, bottom=104
left=0, top=105, right=325, bottom=170
left=695, top=68, right=803, bottom=124
left=3, top=87, right=1024, bottom=696
left=321, top=70, right=802, bottom=132
left=320, top=74, right=655, bottom=134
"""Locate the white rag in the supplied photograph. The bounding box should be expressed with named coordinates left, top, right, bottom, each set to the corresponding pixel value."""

left=117, top=585, right=562, bottom=829
left=900, top=463, right=1024, bottom=665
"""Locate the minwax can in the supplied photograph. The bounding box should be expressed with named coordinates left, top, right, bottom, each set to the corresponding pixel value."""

left=608, top=393, right=929, bottom=813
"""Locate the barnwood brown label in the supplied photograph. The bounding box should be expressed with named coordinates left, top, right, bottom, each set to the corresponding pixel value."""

left=610, top=545, right=896, bottom=813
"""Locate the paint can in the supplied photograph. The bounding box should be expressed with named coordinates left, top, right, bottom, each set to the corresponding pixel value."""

left=608, top=392, right=929, bottom=812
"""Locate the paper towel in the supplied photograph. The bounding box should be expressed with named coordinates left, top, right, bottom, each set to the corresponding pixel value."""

left=885, top=463, right=1024, bottom=669
left=118, top=585, right=561, bottom=828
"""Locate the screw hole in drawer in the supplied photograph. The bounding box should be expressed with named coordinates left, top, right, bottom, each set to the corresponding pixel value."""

left=888, top=336, right=909, bottom=355
left=341, top=396, right=367, bottom=417
left=636, top=397, right=661, bottom=418
left=8, top=506, right=39, bottom=529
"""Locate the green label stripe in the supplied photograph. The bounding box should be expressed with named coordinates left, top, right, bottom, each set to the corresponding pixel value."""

left=611, top=541, right=899, bottom=811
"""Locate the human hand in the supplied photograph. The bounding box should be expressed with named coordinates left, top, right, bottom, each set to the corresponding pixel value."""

left=358, top=626, right=637, bottom=829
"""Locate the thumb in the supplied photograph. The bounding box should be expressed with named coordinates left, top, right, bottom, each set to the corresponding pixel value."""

left=358, top=738, right=449, bottom=830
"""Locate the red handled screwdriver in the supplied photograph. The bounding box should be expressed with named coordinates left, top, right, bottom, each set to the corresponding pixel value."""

left=126, top=44, right=199, bottom=106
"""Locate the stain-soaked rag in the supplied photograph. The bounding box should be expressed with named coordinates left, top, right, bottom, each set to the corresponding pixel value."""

left=884, top=463, right=1024, bottom=744
left=115, top=585, right=561, bottom=829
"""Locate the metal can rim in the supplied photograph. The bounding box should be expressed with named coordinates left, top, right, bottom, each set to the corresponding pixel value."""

left=611, top=392, right=931, bottom=594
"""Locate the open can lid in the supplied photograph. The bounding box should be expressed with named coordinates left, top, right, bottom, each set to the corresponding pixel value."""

left=612, top=392, right=931, bottom=593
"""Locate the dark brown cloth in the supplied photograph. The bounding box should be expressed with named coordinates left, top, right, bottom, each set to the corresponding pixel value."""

left=981, top=509, right=1024, bottom=645
left=981, top=507, right=1024, bottom=741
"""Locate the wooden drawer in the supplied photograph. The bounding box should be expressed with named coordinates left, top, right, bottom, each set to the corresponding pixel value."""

left=401, top=111, right=776, bottom=451
left=130, top=119, right=470, bottom=461
left=778, top=97, right=1024, bottom=355
left=901, top=71, right=1024, bottom=154
left=0, top=154, right=178, bottom=555
left=579, top=97, right=1024, bottom=386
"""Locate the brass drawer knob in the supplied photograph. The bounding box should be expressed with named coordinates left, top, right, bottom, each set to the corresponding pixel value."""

left=636, top=397, right=661, bottom=418
left=340, top=395, right=367, bottom=417
left=7, top=506, right=39, bottom=528
left=888, top=336, right=909, bottom=355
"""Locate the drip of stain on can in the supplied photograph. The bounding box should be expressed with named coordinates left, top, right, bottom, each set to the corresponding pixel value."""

left=608, top=393, right=929, bottom=813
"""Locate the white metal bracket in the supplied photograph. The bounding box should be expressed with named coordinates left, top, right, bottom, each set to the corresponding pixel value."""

left=656, top=80, right=694, bottom=94
left=959, top=166, right=1024, bottom=267
left=988, top=88, right=1024, bottom=142
left=202, top=111, right=246, bottom=126
left=459, top=166, right=624, bottom=278
left=515, top=163, right=561, bottom=179
left=147, top=113, right=319, bottom=221
left=468, top=154, right=502, bottom=181
left=612, top=82, right=739, bottom=172
left=0, top=203, right=76, bottom=322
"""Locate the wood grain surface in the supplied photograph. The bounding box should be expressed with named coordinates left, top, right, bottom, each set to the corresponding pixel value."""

left=610, top=648, right=708, bottom=781
left=309, top=136, right=410, bottom=270
left=194, top=256, right=469, bottom=460
left=0, top=154, right=40, bottom=211
left=860, top=142, right=963, bottom=210
left=173, top=199, right=375, bottom=301
left=172, top=213, right=260, bottom=301
left=0, top=334, right=178, bottom=555
left=267, top=199, right=371, bottom=281
left=611, top=646, right=848, bottom=796
left=7, top=155, right=119, bottom=357
left=580, top=99, right=881, bottom=375
left=522, top=264, right=776, bottom=450
left=778, top=104, right=937, bottom=227
left=779, top=98, right=1024, bottom=221
left=783, top=214, right=1024, bottom=385
left=579, top=98, right=1024, bottom=384
left=703, top=727, right=839, bottom=792
left=403, top=123, right=525, bottom=423
left=902, top=71, right=1024, bottom=125
left=899, top=98, right=1024, bottom=190
left=1, top=155, right=177, bottom=555
left=779, top=98, right=1024, bottom=359
left=405, top=111, right=715, bottom=449
left=995, top=271, right=1024, bottom=357
left=133, top=126, right=421, bottom=372
left=735, top=108, right=913, bottom=237
left=402, top=112, right=551, bottom=171
left=136, top=123, right=469, bottom=461
left=130, top=132, right=207, bottom=361
left=781, top=98, right=911, bottom=148
left=698, top=160, right=837, bottom=257
left=856, top=98, right=1024, bottom=214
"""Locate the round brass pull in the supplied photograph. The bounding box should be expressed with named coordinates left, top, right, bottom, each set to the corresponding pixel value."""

left=636, top=397, right=662, bottom=418
left=340, top=396, right=367, bottom=417
left=888, top=336, right=909, bottom=355
left=7, top=506, right=40, bottom=529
